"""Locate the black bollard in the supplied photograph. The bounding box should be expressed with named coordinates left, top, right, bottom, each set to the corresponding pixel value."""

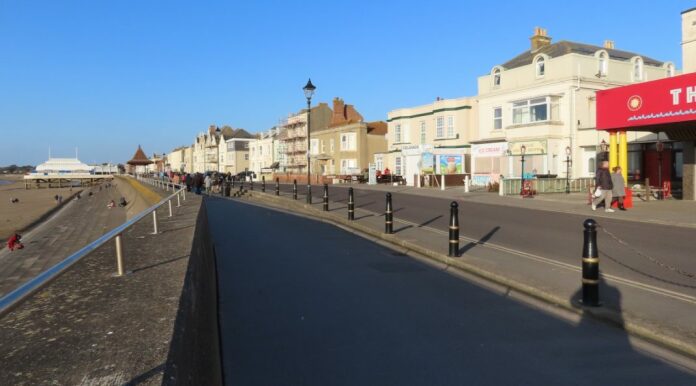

left=448, top=201, right=460, bottom=257
left=385, top=193, right=393, bottom=234
left=348, top=187, right=355, bottom=220
left=250, top=179, right=254, bottom=191
left=323, top=184, right=329, bottom=211
left=275, top=178, right=280, bottom=196
left=293, top=179, right=298, bottom=200
left=581, top=219, right=601, bottom=306
left=231, top=178, right=235, bottom=188
left=262, top=176, right=266, bottom=192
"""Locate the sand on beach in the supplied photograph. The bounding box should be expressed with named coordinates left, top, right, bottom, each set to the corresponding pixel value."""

left=0, top=175, right=80, bottom=241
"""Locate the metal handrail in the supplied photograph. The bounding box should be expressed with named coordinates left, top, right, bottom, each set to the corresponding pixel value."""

left=0, top=176, right=186, bottom=316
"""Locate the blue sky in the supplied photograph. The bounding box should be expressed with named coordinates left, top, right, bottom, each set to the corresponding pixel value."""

left=0, top=0, right=691, bottom=165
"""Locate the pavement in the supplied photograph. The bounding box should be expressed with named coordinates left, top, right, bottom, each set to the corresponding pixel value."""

left=0, top=181, right=201, bottom=385
left=233, top=181, right=696, bottom=359
left=206, top=196, right=696, bottom=385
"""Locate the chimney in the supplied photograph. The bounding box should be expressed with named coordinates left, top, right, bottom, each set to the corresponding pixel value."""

left=603, top=40, right=615, bottom=49
left=332, top=97, right=346, bottom=125
left=530, top=27, right=552, bottom=51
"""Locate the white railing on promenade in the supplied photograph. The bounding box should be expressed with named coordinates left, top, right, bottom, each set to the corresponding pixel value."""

left=501, top=177, right=594, bottom=196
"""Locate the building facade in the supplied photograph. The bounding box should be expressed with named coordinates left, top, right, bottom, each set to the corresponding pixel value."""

left=278, top=103, right=332, bottom=174
left=311, top=98, right=387, bottom=176
left=474, top=27, right=677, bottom=184
left=249, top=127, right=281, bottom=178
left=379, top=96, right=477, bottom=186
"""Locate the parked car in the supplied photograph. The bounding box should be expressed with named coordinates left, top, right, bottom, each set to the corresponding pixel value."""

left=235, top=171, right=257, bottom=181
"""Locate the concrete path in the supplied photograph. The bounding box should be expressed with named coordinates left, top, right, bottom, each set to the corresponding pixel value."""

left=206, top=197, right=696, bottom=385
left=0, top=185, right=126, bottom=297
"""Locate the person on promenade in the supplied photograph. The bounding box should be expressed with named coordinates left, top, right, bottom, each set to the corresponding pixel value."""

left=592, top=160, right=614, bottom=213
left=119, top=196, right=127, bottom=207
left=185, top=173, right=192, bottom=192
left=7, top=231, right=24, bottom=251
left=204, top=174, right=212, bottom=195
left=107, top=200, right=115, bottom=209
left=611, top=166, right=627, bottom=211
left=193, top=173, right=203, bottom=195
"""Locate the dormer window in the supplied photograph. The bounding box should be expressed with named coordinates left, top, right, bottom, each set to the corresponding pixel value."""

left=632, top=57, right=644, bottom=81
left=597, top=51, right=608, bottom=77
left=535, top=56, right=545, bottom=77
left=492, top=68, right=501, bottom=86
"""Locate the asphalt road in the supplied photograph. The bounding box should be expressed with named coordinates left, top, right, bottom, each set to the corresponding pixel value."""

left=206, top=197, right=695, bottom=385
left=271, top=183, right=696, bottom=296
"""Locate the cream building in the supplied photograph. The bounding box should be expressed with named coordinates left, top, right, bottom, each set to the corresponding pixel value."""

left=379, top=97, right=477, bottom=186
left=474, top=27, right=677, bottom=183
left=166, top=146, right=191, bottom=173
left=221, top=137, right=255, bottom=175
left=249, top=127, right=281, bottom=178
left=683, top=8, right=696, bottom=73
left=193, top=125, right=223, bottom=173
left=309, top=98, right=388, bottom=177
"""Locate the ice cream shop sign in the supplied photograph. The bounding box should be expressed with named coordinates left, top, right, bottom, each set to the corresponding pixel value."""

left=597, top=72, right=696, bottom=131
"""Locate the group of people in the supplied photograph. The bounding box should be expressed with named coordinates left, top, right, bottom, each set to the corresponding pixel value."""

left=591, top=161, right=628, bottom=212
left=53, top=194, right=64, bottom=204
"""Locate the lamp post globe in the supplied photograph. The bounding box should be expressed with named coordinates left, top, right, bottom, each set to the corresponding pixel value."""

left=303, top=79, right=316, bottom=204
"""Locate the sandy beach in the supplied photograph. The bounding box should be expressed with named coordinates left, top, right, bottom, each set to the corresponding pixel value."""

left=0, top=175, right=79, bottom=242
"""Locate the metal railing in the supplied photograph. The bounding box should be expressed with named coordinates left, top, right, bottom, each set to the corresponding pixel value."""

left=501, top=177, right=594, bottom=195
left=0, top=176, right=187, bottom=315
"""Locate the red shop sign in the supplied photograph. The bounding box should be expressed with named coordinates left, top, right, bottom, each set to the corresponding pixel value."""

left=596, top=72, right=696, bottom=130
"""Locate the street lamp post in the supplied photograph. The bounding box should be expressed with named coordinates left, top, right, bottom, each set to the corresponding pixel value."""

left=565, top=146, right=572, bottom=194
left=657, top=139, right=664, bottom=200
left=303, top=79, right=316, bottom=204
left=519, top=145, right=527, bottom=195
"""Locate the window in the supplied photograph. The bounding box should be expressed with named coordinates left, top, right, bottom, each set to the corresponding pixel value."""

left=436, top=116, right=444, bottom=138
left=446, top=116, right=455, bottom=138
left=535, top=56, right=545, bottom=77
left=666, top=63, right=675, bottom=77
left=493, top=107, right=502, bottom=130
left=633, top=57, right=644, bottom=81
left=420, top=121, right=426, bottom=144
left=588, top=157, right=596, bottom=175
left=395, top=156, right=402, bottom=176
left=598, top=52, right=608, bottom=76
left=395, top=124, right=402, bottom=143
left=340, top=133, right=356, bottom=151
left=244, top=142, right=249, bottom=149
left=244, top=154, right=249, bottom=160
left=321, top=140, right=325, bottom=154
left=311, top=139, right=319, bottom=155
left=340, top=159, right=357, bottom=174
left=493, top=68, right=501, bottom=86
left=330, top=138, right=335, bottom=153
left=512, top=97, right=549, bottom=124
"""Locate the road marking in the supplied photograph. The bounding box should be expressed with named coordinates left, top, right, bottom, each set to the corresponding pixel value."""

left=352, top=206, right=696, bottom=306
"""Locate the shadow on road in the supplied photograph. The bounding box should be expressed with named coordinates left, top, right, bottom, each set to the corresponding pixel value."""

left=418, top=215, right=442, bottom=228
left=459, top=226, right=501, bottom=255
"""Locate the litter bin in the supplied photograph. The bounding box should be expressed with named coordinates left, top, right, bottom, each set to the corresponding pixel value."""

left=611, top=187, right=633, bottom=209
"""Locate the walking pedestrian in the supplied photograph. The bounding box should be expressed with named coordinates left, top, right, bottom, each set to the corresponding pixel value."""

left=591, top=160, right=614, bottom=213
left=204, top=174, right=212, bottom=195
left=611, top=166, right=627, bottom=211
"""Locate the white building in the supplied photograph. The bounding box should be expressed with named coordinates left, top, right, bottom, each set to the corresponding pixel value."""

left=249, top=127, right=281, bottom=178
left=379, top=97, right=478, bottom=186
left=474, top=27, right=677, bottom=183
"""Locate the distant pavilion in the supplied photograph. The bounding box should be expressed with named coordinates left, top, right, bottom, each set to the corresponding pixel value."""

left=126, top=145, right=153, bottom=175
left=24, top=157, right=114, bottom=189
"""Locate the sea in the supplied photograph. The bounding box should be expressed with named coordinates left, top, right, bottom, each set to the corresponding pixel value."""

left=0, top=180, right=13, bottom=186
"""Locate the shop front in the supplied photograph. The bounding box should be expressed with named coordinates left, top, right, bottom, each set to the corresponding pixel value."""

left=471, top=142, right=508, bottom=186
left=596, top=71, right=696, bottom=200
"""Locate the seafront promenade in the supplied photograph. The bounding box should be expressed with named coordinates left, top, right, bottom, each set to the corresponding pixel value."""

left=0, top=179, right=203, bottom=385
